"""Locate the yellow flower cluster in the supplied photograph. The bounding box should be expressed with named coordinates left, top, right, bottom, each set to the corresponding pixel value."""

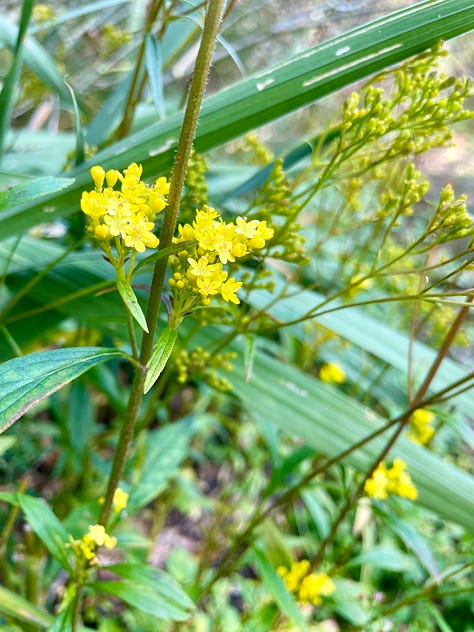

left=364, top=458, right=418, bottom=501
left=81, top=163, right=169, bottom=257
left=407, top=409, right=435, bottom=445
left=277, top=560, right=335, bottom=606
left=33, top=4, right=55, bottom=22
left=99, top=487, right=129, bottom=513
left=319, top=362, right=346, bottom=384
left=69, top=524, right=117, bottom=565
left=112, top=487, right=129, bottom=512
left=169, top=206, right=273, bottom=308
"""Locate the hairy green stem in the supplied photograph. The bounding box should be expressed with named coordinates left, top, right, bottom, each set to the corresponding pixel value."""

left=140, top=0, right=225, bottom=364
left=99, top=0, right=225, bottom=527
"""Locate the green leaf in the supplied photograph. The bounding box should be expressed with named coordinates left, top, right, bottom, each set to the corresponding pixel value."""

left=18, top=493, right=72, bottom=572
left=0, top=177, right=74, bottom=213
left=128, top=416, right=195, bottom=511
left=0, top=347, right=125, bottom=433
left=226, top=341, right=474, bottom=532
left=3, top=0, right=474, bottom=237
left=345, top=546, right=414, bottom=572
left=0, top=435, right=15, bottom=456
left=0, top=0, right=34, bottom=161
left=425, top=603, right=455, bottom=632
left=47, top=602, right=73, bottom=632
left=248, top=281, right=474, bottom=418
left=89, top=579, right=191, bottom=621
left=377, top=506, right=439, bottom=578
left=0, top=585, right=52, bottom=628
left=332, top=579, right=370, bottom=625
left=252, top=547, right=308, bottom=631
left=116, top=278, right=149, bottom=332
left=107, top=563, right=194, bottom=610
left=144, top=327, right=177, bottom=393
left=145, top=34, right=166, bottom=119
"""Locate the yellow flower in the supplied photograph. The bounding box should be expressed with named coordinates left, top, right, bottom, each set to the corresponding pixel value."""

left=68, top=523, right=117, bottom=566
left=365, top=459, right=418, bottom=501
left=407, top=409, right=435, bottom=445
left=219, top=277, right=242, bottom=304
left=81, top=164, right=168, bottom=257
left=387, top=458, right=418, bottom=500
left=112, top=488, right=129, bottom=513
left=278, top=561, right=335, bottom=606
left=170, top=206, right=273, bottom=313
left=299, top=572, right=335, bottom=606
left=319, top=362, right=346, bottom=384
left=364, top=462, right=390, bottom=500
left=83, top=524, right=117, bottom=550
left=33, top=5, right=55, bottom=22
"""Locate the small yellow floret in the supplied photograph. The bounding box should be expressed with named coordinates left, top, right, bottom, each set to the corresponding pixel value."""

left=407, top=408, right=435, bottom=445
left=319, top=362, right=346, bottom=384
left=112, top=487, right=129, bottom=513
left=299, top=572, right=335, bottom=606
left=278, top=560, right=335, bottom=607
left=365, top=459, right=418, bottom=501
left=90, top=165, right=105, bottom=191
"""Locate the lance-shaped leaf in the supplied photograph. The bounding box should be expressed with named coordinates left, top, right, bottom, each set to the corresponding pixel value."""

left=116, top=278, right=149, bottom=332
left=18, top=493, right=72, bottom=572
left=0, top=346, right=125, bottom=432
left=144, top=327, right=177, bottom=393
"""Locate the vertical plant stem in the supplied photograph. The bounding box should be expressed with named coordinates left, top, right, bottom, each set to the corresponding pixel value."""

left=115, top=0, right=163, bottom=140
left=99, top=0, right=225, bottom=527
left=140, top=0, right=225, bottom=364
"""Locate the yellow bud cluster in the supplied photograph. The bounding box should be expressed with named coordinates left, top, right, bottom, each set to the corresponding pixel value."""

left=102, top=24, right=131, bottom=54
left=32, top=4, right=55, bottom=23
left=81, top=163, right=169, bottom=256
left=338, top=44, right=473, bottom=174
left=175, top=347, right=236, bottom=391
left=407, top=409, right=435, bottom=446
left=277, top=560, right=335, bottom=606
left=68, top=524, right=117, bottom=566
left=364, top=458, right=418, bottom=501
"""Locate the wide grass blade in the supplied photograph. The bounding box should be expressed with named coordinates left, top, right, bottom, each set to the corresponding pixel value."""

left=0, top=0, right=34, bottom=162
left=227, top=341, right=474, bottom=532
left=2, top=0, right=473, bottom=237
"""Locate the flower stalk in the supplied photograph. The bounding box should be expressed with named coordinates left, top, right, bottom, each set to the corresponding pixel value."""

left=99, top=0, right=226, bottom=526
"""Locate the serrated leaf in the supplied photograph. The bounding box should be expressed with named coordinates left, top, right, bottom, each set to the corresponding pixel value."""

left=0, top=347, right=125, bottom=432
left=116, top=278, right=149, bottom=332
left=144, top=326, right=177, bottom=393
left=18, top=493, right=72, bottom=572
